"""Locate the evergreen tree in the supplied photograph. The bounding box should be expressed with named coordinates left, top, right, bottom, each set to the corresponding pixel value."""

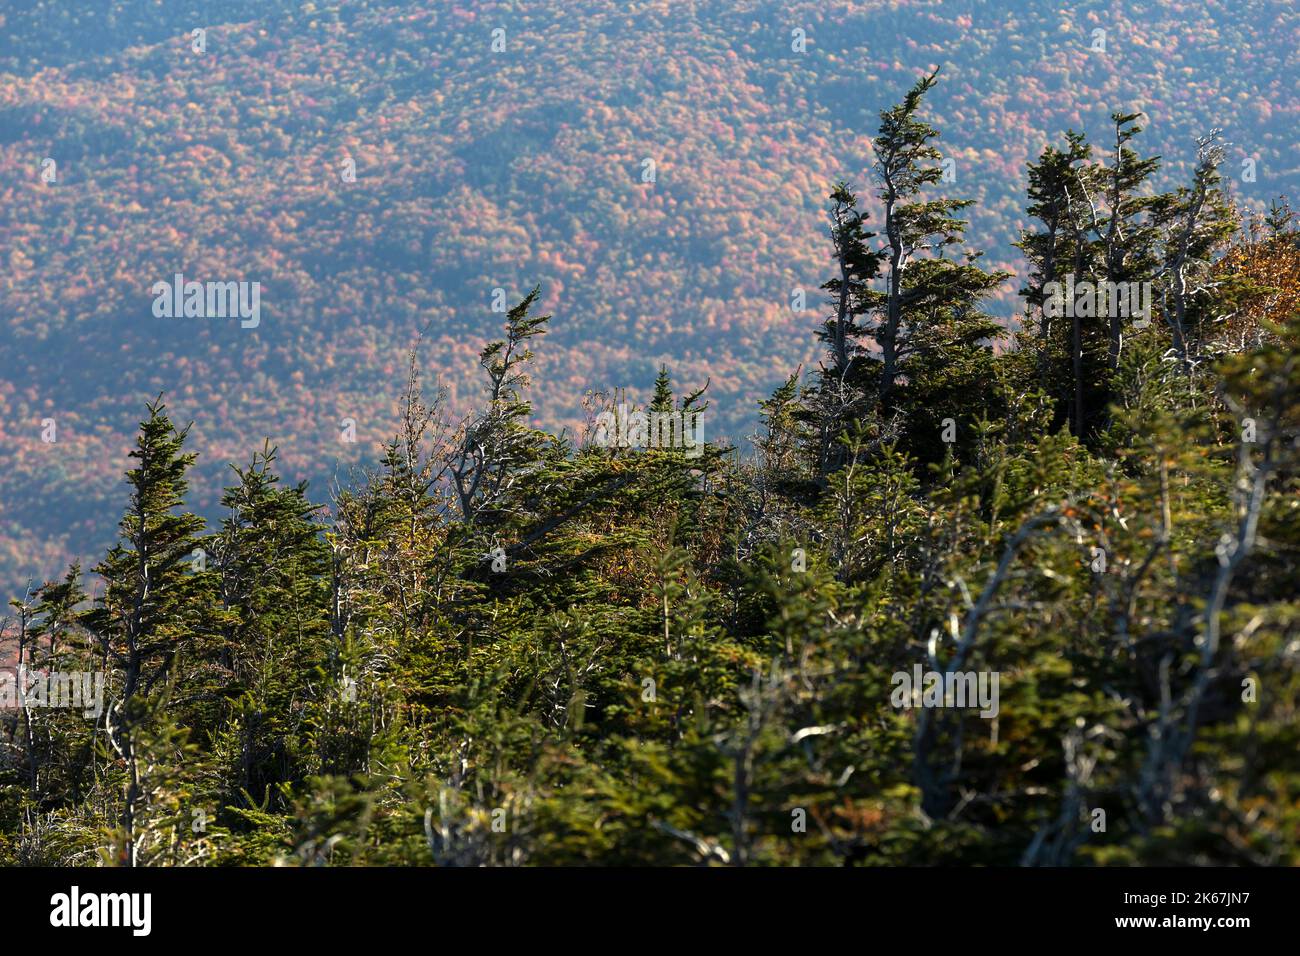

left=1017, top=130, right=1099, bottom=435
left=867, top=70, right=1008, bottom=418
left=210, top=441, right=331, bottom=806
left=1084, top=113, right=1164, bottom=375
left=82, top=397, right=212, bottom=866
left=1155, top=130, right=1235, bottom=367
left=651, top=364, right=674, bottom=413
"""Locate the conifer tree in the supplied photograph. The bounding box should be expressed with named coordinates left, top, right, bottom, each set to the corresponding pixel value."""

left=802, top=184, right=883, bottom=476
left=1083, top=113, right=1164, bottom=375
left=82, top=397, right=212, bottom=866
left=1155, top=130, right=1234, bottom=367
left=449, top=287, right=551, bottom=529
left=211, top=441, right=331, bottom=802
left=1017, top=131, right=1099, bottom=434
left=651, top=364, right=674, bottom=413
left=800, top=71, right=1008, bottom=471
left=868, top=70, right=1008, bottom=415
left=18, top=567, right=91, bottom=800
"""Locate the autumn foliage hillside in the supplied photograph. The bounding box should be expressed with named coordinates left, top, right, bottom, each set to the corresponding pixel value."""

left=0, top=0, right=1295, bottom=590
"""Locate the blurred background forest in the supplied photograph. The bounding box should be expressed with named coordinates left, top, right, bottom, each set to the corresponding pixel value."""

left=1, top=0, right=1296, bottom=592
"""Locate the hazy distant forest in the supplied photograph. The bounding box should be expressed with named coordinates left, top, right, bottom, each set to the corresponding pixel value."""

left=3, top=3, right=1300, bottom=867
left=2, top=0, right=1297, bottom=588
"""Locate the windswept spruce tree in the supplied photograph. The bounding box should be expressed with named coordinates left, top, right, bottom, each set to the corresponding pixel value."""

left=77, top=398, right=214, bottom=866
left=801, top=70, right=1009, bottom=475
left=3, top=74, right=1299, bottom=867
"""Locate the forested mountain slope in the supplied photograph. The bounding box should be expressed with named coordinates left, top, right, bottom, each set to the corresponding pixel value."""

left=2, top=4, right=1299, bottom=867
